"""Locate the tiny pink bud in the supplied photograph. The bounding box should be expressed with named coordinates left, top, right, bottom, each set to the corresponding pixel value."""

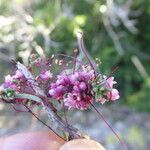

left=79, top=82, right=86, bottom=90
left=105, top=77, right=117, bottom=89
left=40, top=70, right=52, bottom=80
left=14, top=70, right=23, bottom=79
left=73, top=85, right=80, bottom=92
left=5, top=75, right=13, bottom=83
left=99, top=98, right=107, bottom=104
left=49, top=89, right=56, bottom=96
left=70, top=73, right=79, bottom=83
left=107, top=89, right=120, bottom=101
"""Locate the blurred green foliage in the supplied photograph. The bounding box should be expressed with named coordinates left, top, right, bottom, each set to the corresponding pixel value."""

left=0, top=0, right=150, bottom=111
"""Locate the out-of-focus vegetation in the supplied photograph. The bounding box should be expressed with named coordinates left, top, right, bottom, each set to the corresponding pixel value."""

left=0, top=0, right=150, bottom=111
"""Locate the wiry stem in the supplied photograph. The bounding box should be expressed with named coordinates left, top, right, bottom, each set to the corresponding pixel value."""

left=77, top=32, right=97, bottom=74
left=73, top=49, right=78, bottom=73
left=90, top=102, right=128, bottom=150
left=23, top=104, right=65, bottom=141
left=0, top=98, right=16, bottom=104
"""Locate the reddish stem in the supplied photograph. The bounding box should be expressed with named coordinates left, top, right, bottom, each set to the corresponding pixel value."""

left=73, top=49, right=78, bottom=73
left=77, top=32, right=97, bottom=74
left=90, top=102, right=128, bottom=150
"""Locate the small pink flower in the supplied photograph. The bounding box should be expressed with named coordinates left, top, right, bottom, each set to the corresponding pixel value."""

left=80, top=70, right=94, bottom=81
left=13, top=70, right=23, bottom=79
left=98, top=76, right=120, bottom=103
left=3, top=75, right=17, bottom=90
left=106, top=88, right=120, bottom=101
left=73, top=85, right=80, bottom=92
left=79, top=82, right=87, bottom=90
left=105, top=77, right=117, bottom=89
left=0, top=85, right=4, bottom=91
left=40, top=70, right=52, bottom=80
left=64, top=93, right=81, bottom=109
left=49, top=85, right=66, bottom=99
left=56, top=74, right=70, bottom=85
left=64, top=93, right=92, bottom=109
left=56, top=85, right=66, bottom=93
left=49, top=89, right=56, bottom=96
left=99, top=97, right=108, bottom=104
left=5, top=75, right=13, bottom=83
left=1, top=82, right=17, bottom=90
left=70, top=73, right=79, bottom=84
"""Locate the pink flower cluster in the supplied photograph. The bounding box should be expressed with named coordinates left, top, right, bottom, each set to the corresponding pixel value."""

left=49, top=70, right=95, bottom=109
left=0, top=70, right=23, bottom=91
left=0, top=59, right=120, bottom=110
left=48, top=66, right=120, bottom=109
left=0, top=70, right=26, bottom=103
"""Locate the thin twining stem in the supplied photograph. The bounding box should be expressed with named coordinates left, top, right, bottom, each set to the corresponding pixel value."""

left=90, top=102, right=128, bottom=150
left=73, top=49, right=78, bottom=73
left=23, top=104, right=65, bottom=141
left=77, top=32, right=97, bottom=74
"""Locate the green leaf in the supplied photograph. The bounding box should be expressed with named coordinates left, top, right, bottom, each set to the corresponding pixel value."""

left=5, top=89, right=15, bottom=98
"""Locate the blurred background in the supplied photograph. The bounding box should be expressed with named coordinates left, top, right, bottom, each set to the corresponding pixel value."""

left=0, top=0, right=150, bottom=149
